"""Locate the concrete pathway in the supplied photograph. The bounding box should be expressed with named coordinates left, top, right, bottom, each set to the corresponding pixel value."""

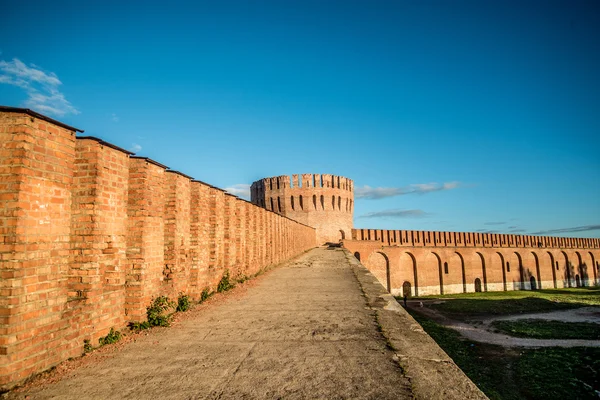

left=10, top=248, right=414, bottom=399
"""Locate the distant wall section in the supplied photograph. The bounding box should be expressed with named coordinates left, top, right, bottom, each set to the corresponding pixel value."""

left=345, top=228, right=600, bottom=297
left=250, top=174, right=354, bottom=244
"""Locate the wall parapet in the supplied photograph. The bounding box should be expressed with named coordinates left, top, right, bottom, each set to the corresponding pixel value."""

left=351, top=228, right=600, bottom=249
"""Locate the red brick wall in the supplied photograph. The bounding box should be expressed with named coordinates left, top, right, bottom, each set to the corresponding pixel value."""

left=163, top=172, right=192, bottom=295
left=69, top=138, right=129, bottom=351
left=345, top=229, right=600, bottom=296
left=0, top=110, right=317, bottom=389
left=126, top=157, right=166, bottom=321
left=0, top=112, right=76, bottom=386
left=189, top=181, right=211, bottom=298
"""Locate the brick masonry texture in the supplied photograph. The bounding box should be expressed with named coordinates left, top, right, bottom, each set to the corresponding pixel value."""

left=250, top=174, right=354, bottom=244
left=0, top=109, right=316, bottom=389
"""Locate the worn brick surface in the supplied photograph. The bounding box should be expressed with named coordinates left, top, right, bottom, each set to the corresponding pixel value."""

left=0, top=112, right=76, bottom=386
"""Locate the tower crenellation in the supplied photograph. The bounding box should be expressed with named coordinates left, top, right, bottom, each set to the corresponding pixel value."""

left=251, top=173, right=354, bottom=243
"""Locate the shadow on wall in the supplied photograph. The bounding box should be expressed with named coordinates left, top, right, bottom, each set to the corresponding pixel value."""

left=521, top=268, right=536, bottom=290
left=562, top=260, right=574, bottom=288
left=352, top=248, right=599, bottom=299
left=576, top=262, right=590, bottom=288
left=474, top=277, right=482, bottom=292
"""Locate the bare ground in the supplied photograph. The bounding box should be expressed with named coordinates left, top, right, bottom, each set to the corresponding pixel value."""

left=5, top=248, right=413, bottom=400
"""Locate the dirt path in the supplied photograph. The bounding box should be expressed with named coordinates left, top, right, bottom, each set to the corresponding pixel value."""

left=8, top=248, right=412, bottom=399
left=413, top=303, right=600, bottom=348
left=492, top=306, right=600, bottom=324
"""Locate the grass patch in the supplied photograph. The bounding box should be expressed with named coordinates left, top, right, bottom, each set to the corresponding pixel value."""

left=492, top=319, right=600, bottom=340
left=430, top=297, right=580, bottom=317
left=517, top=347, right=600, bottom=399
left=419, top=287, right=600, bottom=304
left=408, top=309, right=520, bottom=400
left=415, top=288, right=600, bottom=318
left=409, top=308, right=600, bottom=399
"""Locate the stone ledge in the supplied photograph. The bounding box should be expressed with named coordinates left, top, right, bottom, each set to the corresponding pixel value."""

left=345, top=249, right=488, bottom=400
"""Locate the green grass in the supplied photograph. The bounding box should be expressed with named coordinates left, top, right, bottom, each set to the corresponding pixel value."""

left=517, top=347, right=600, bottom=399
left=409, top=309, right=600, bottom=399
left=408, top=309, right=521, bottom=400
left=492, top=319, right=600, bottom=340
left=413, top=288, right=600, bottom=318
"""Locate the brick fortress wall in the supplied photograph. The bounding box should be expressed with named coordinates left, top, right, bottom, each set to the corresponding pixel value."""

left=0, top=108, right=317, bottom=389
left=344, top=229, right=600, bottom=296
left=250, top=174, right=353, bottom=244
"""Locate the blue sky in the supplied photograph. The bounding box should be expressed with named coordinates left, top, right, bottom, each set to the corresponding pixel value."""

left=1, top=0, right=599, bottom=238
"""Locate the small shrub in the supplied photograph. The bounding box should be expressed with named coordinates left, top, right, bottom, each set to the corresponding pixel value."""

left=200, top=288, right=212, bottom=303
left=236, top=274, right=249, bottom=284
left=128, top=321, right=150, bottom=331
left=83, top=339, right=93, bottom=353
left=99, top=328, right=122, bottom=346
left=217, top=270, right=235, bottom=293
left=147, top=296, right=175, bottom=327
left=176, top=293, right=191, bottom=312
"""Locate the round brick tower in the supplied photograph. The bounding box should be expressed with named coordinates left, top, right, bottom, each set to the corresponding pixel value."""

left=250, top=174, right=354, bottom=244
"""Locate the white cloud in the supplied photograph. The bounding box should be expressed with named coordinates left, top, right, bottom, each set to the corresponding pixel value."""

left=130, top=143, right=142, bottom=153
left=355, top=181, right=463, bottom=200
left=358, top=209, right=428, bottom=219
left=225, top=183, right=251, bottom=200
left=111, top=113, right=119, bottom=122
left=530, top=224, right=600, bottom=235
left=0, top=58, right=79, bottom=117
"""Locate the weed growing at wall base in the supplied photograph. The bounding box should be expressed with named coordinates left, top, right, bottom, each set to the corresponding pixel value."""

left=83, top=340, right=93, bottom=354
left=147, top=296, right=175, bottom=327
left=129, top=296, right=176, bottom=331
left=217, top=270, right=235, bottom=293
left=82, top=328, right=122, bottom=354
left=176, top=293, right=191, bottom=312
left=200, top=288, right=213, bottom=303
left=99, top=328, right=122, bottom=346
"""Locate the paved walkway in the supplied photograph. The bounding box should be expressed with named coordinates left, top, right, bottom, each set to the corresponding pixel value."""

left=12, top=248, right=413, bottom=399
